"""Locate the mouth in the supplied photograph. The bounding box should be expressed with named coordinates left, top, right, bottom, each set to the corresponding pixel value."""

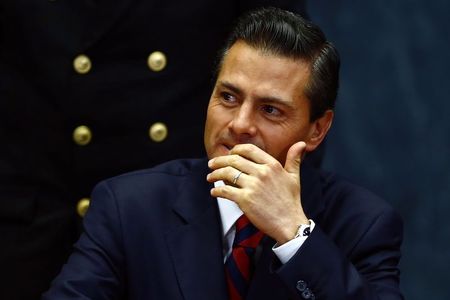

left=221, top=142, right=263, bottom=152
left=217, top=141, right=235, bottom=155
left=220, top=143, right=233, bottom=154
left=223, top=144, right=233, bottom=151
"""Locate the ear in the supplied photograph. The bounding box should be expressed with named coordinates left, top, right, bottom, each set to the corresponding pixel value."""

left=305, top=110, right=334, bottom=152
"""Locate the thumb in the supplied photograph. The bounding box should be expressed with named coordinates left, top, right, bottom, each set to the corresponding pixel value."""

left=284, top=141, right=307, bottom=175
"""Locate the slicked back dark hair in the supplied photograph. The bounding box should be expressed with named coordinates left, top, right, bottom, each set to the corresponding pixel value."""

left=214, top=7, right=340, bottom=122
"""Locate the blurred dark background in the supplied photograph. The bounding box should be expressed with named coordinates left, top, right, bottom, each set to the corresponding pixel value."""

left=309, top=1, right=450, bottom=299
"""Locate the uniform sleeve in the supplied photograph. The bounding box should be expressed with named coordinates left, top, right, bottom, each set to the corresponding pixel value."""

left=42, top=181, right=125, bottom=300
left=274, top=209, right=404, bottom=300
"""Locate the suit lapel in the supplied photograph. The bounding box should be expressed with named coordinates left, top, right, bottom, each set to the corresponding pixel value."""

left=246, top=236, right=290, bottom=299
left=165, top=160, right=228, bottom=300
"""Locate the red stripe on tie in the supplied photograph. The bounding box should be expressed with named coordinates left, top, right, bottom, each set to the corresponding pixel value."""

left=239, top=230, right=264, bottom=248
left=225, top=269, right=242, bottom=300
left=232, top=248, right=251, bottom=280
left=235, top=215, right=250, bottom=229
left=225, top=215, right=264, bottom=300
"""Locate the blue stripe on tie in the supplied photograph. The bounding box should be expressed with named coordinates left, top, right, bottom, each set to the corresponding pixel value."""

left=244, top=247, right=254, bottom=257
left=234, top=223, right=259, bottom=245
left=226, top=253, right=248, bottom=297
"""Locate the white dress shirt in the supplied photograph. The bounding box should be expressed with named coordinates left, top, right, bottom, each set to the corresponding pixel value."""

left=214, top=180, right=315, bottom=264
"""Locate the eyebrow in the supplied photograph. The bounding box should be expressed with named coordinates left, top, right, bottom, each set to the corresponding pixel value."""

left=217, top=81, right=243, bottom=97
left=217, top=80, right=296, bottom=109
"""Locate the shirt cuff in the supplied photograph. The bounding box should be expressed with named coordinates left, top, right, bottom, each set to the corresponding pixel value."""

left=272, top=219, right=315, bottom=264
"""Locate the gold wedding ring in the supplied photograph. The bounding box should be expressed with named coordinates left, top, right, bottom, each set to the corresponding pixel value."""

left=232, top=171, right=243, bottom=185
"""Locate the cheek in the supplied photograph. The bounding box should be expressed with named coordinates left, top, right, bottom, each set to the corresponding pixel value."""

left=204, top=108, right=226, bottom=140
left=207, top=106, right=231, bottom=129
left=204, top=114, right=216, bottom=136
left=262, top=126, right=308, bottom=162
left=271, top=138, right=293, bottom=160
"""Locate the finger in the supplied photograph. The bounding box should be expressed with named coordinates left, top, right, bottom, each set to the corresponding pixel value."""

left=210, top=184, right=242, bottom=203
left=230, top=144, right=276, bottom=165
left=206, top=165, right=237, bottom=183
left=207, top=166, right=248, bottom=186
left=208, top=154, right=259, bottom=175
left=284, top=141, right=307, bottom=175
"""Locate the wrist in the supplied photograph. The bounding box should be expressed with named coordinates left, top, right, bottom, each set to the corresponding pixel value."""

left=276, top=217, right=310, bottom=245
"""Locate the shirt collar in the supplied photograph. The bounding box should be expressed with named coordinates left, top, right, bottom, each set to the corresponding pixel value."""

left=214, top=180, right=243, bottom=237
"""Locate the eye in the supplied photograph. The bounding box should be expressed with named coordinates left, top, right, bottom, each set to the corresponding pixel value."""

left=221, top=92, right=237, bottom=104
left=261, top=105, right=282, bottom=117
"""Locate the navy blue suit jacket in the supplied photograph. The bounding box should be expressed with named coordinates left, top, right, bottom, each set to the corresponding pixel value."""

left=43, top=158, right=403, bottom=299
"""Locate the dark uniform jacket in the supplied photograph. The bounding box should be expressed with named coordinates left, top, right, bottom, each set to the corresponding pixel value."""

left=43, top=158, right=403, bottom=300
left=0, top=1, right=306, bottom=299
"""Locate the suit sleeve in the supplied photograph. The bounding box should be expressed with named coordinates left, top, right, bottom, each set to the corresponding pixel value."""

left=274, top=208, right=404, bottom=300
left=42, top=181, right=125, bottom=300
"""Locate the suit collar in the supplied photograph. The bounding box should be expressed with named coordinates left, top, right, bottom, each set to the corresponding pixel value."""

left=166, top=159, right=228, bottom=300
left=170, top=159, right=213, bottom=223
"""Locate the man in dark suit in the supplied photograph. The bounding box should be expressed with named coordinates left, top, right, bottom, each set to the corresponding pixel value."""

left=0, top=2, right=307, bottom=299
left=43, top=7, right=403, bottom=300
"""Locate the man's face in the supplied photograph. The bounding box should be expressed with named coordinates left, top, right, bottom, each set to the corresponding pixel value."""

left=204, top=41, right=319, bottom=165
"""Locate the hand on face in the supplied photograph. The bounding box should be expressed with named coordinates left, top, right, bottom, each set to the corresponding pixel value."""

left=207, top=142, right=309, bottom=245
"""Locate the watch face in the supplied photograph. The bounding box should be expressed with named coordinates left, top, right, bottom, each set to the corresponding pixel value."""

left=295, top=224, right=311, bottom=238
left=302, top=227, right=311, bottom=236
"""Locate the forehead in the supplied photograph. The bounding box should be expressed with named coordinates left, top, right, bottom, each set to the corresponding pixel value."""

left=218, top=41, right=311, bottom=103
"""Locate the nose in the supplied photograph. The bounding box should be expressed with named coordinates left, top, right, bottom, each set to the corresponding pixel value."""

left=228, top=103, right=257, bottom=138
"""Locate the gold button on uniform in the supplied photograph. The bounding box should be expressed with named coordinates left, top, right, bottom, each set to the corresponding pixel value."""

left=77, top=198, right=90, bottom=218
left=147, top=51, right=167, bottom=72
left=73, top=125, right=92, bottom=146
left=149, top=122, right=168, bottom=142
left=73, top=54, right=92, bottom=74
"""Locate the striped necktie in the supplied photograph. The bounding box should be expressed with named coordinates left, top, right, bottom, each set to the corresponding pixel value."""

left=225, top=215, right=264, bottom=300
